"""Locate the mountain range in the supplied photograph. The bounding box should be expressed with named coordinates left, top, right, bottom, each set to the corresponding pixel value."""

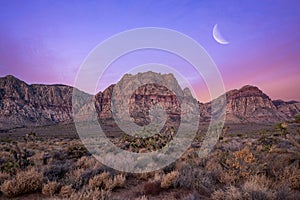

left=0, top=73, right=299, bottom=130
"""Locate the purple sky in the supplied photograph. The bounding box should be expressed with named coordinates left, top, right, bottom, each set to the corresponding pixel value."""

left=0, top=0, right=299, bottom=102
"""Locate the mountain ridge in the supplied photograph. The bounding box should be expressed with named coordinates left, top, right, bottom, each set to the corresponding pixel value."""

left=0, top=74, right=299, bottom=130
left=1, top=74, right=299, bottom=103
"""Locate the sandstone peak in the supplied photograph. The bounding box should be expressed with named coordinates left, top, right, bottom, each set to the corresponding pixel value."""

left=3, top=74, right=19, bottom=80
left=0, top=75, right=26, bottom=85
left=121, top=71, right=177, bottom=83
left=226, top=85, right=269, bottom=100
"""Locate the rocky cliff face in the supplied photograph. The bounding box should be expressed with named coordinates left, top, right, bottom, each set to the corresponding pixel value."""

left=224, top=85, right=285, bottom=123
left=99, top=72, right=182, bottom=122
left=0, top=74, right=299, bottom=130
left=94, top=72, right=199, bottom=134
left=272, top=100, right=300, bottom=118
left=0, top=75, right=74, bottom=129
left=200, top=85, right=299, bottom=123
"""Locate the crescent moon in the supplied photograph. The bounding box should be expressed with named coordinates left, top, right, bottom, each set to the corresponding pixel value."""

left=213, top=24, right=229, bottom=45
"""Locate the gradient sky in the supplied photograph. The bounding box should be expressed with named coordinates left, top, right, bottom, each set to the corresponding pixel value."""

left=0, top=0, right=299, bottom=102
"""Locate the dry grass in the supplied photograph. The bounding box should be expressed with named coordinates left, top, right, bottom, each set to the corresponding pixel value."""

left=76, top=156, right=101, bottom=170
left=134, top=171, right=155, bottom=180
left=135, top=195, right=148, bottom=200
left=226, top=185, right=243, bottom=200
left=1, top=167, right=43, bottom=197
left=242, top=175, right=273, bottom=200
left=88, top=172, right=125, bottom=191
left=104, top=174, right=126, bottom=190
left=59, top=185, right=74, bottom=198
left=88, top=172, right=110, bottom=189
left=0, top=172, right=10, bottom=185
left=282, top=165, right=300, bottom=190
left=161, top=170, right=179, bottom=189
left=42, top=181, right=60, bottom=197
left=69, top=188, right=111, bottom=200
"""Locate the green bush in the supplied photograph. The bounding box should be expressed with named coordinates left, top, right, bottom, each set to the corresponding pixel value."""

left=274, top=122, right=287, bottom=134
left=295, top=114, right=300, bottom=123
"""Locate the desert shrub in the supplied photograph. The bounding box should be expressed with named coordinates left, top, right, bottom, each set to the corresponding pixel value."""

left=67, top=141, right=90, bottom=159
left=1, top=142, right=35, bottom=171
left=274, top=184, right=298, bottom=200
left=73, top=169, right=100, bottom=189
left=0, top=138, right=12, bottom=143
left=64, top=167, right=85, bottom=187
left=1, top=168, right=43, bottom=197
left=0, top=157, right=19, bottom=174
left=225, top=146, right=256, bottom=180
left=0, top=172, right=10, bottom=185
left=242, top=175, right=273, bottom=200
left=88, top=172, right=110, bottom=189
left=182, top=191, right=201, bottom=200
left=275, top=123, right=282, bottom=130
left=204, top=153, right=228, bottom=184
left=72, top=166, right=115, bottom=190
left=174, top=164, right=215, bottom=195
left=135, top=195, right=148, bottom=200
left=152, top=170, right=163, bottom=182
left=76, top=156, right=101, bottom=169
left=162, top=162, right=176, bottom=174
left=211, top=189, right=226, bottom=200
left=44, top=162, right=72, bottom=181
left=134, top=172, right=155, bottom=180
left=42, top=181, right=60, bottom=197
left=295, top=114, right=300, bottom=123
left=225, top=185, right=243, bottom=200
left=70, top=188, right=111, bottom=200
left=275, top=122, right=288, bottom=134
left=52, top=150, right=67, bottom=160
left=211, top=186, right=243, bottom=200
left=143, top=181, right=161, bottom=195
left=60, top=185, right=75, bottom=198
left=104, top=174, right=126, bottom=191
left=161, top=170, right=179, bottom=189
left=282, top=165, right=300, bottom=190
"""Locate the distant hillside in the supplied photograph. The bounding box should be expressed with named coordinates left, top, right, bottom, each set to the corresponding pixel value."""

left=0, top=74, right=299, bottom=130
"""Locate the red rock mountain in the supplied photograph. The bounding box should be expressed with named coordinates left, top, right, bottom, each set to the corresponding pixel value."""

left=0, top=75, right=74, bottom=129
left=0, top=74, right=299, bottom=130
left=200, top=85, right=299, bottom=123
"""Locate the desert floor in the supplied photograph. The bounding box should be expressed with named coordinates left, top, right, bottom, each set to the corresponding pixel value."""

left=0, top=122, right=299, bottom=199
